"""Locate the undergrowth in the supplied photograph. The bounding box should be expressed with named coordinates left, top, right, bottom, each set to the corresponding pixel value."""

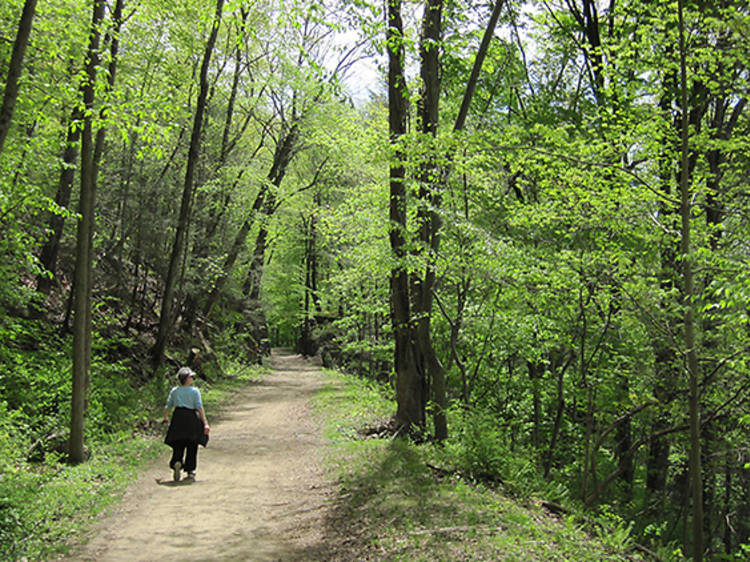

left=313, top=369, right=674, bottom=561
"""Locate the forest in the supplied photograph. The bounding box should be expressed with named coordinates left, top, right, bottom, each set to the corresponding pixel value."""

left=0, top=0, right=748, bottom=560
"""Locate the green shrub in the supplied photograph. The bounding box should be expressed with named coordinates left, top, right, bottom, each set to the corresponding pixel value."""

left=441, top=405, right=567, bottom=502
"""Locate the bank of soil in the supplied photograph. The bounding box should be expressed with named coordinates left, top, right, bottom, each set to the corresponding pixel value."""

left=65, top=350, right=335, bottom=561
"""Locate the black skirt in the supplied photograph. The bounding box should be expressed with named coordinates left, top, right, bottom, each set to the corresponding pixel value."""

left=165, top=407, right=208, bottom=447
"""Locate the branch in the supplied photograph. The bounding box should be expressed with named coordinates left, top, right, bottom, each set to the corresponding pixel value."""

left=592, top=401, right=657, bottom=452
left=725, top=97, right=747, bottom=137
left=586, top=422, right=689, bottom=505
left=454, top=0, right=506, bottom=132
left=272, top=156, right=330, bottom=212
left=490, top=145, right=678, bottom=206
left=699, top=348, right=747, bottom=389
left=701, top=380, right=750, bottom=426
left=564, top=0, right=586, bottom=29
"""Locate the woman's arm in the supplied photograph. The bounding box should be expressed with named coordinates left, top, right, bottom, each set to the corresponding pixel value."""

left=163, top=388, right=175, bottom=422
left=197, top=407, right=210, bottom=433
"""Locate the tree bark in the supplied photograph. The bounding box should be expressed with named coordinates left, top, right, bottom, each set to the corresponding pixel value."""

left=207, top=123, right=299, bottom=316
left=69, top=0, right=105, bottom=465
left=152, top=0, right=225, bottom=367
left=0, top=0, right=38, bottom=156
left=240, top=123, right=299, bottom=303
left=453, top=0, right=505, bottom=133
left=414, top=0, right=446, bottom=440
left=387, top=0, right=423, bottom=432
left=677, top=1, right=704, bottom=557
left=544, top=360, right=566, bottom=478
left=37, top=105, right=82, bottom=294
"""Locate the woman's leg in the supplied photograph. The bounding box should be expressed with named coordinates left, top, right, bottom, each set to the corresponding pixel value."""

left=183, top=442, right=199, bottom=473
left=170, top=442, right=186, bottom=468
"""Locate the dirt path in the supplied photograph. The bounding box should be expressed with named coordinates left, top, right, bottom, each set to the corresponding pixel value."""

left=67, top=350, right=334, bottom=561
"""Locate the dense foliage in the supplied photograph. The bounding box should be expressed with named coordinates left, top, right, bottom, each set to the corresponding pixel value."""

left=0, top=0, right=748, bottom=559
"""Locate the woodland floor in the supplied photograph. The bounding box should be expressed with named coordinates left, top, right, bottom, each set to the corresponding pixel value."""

left=62, top=349, right=339, bottom=561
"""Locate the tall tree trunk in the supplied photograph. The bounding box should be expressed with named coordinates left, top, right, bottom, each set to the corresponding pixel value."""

left=152, top=0, right=225, bottom=367
left=69, top=0, right=105, bottom=465
left=81, top=0, right=124, bottom=377
left=0, top=0, right=38, bottom=156
left=677, top=1, right=703, bottom=557
left=428, top=0, right=505, bottom=438
left=387, top=0, right=422, bottom=432
left=192, top=20, right=248, bottom=265
left=413, top=0, right=446, bottom=440
left=298, top=204, right=318, bottom=357
left=453, top=0, right=505, bottom=133
left=388, top=0, right=505, bottom=435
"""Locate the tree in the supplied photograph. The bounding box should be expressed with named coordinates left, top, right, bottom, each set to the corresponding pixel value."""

left=152, top=0, right=225, bottom=368
left=677, top=0, right=703, bottom=556
left=387, top=0, right=422, bottom=431
left=0, top=0, right=37, bottom=156
left=69, top=0, right=106, bottom=465
left=387, top=0, right=505, bottom=437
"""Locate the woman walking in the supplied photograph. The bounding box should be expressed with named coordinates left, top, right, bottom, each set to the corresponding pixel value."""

left=163, top=367, right=210, bottom=481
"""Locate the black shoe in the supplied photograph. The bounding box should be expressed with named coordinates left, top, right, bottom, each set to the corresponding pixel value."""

left=173, top=461, right=182, bottom=482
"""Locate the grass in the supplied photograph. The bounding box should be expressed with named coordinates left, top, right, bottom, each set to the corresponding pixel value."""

left=312, top=369, right=653, bottom=561
left=2, top=357, right=266, bottom=562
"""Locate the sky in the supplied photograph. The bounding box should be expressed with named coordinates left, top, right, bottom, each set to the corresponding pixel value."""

left=334, top=1, right=541, bottom=106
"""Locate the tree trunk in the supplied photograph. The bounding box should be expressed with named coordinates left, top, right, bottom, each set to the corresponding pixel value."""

left=203, top=183, right=264, bottom=316
left=453, top=0, right=505, bottom=133
left=615, top=373, right=634, bottom=499
left=298, top=208, right=318, bottom=356
left=0, top=0, right=38, bottom=156
left=677, top=2, right=704, bottom=557
left=428, top=0, right=505, bottom=438
left=244, top=195, right=274, bottom=303
left=387, top=0, right=423, bottom=432
left=152, top=0, right=225, bottom=367
left=528, top=361, right=541, bottom=450
left=36, top=106, right=82, bottom=294
left=208, top=123, right=299, bottom=316
left=240, top=124, right=299, bottom=304
left=192, top=20, right=248, bottom=264
left=388, top=0, right=505, bottom=436
left=69, top=0, right=105, bottom=465
left=414, top=0, right=446, bottom=441
left=544, top=357, right=568, bottom=478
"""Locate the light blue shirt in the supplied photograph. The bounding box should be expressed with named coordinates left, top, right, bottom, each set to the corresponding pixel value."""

left=166, top=385, right=203, bottom=410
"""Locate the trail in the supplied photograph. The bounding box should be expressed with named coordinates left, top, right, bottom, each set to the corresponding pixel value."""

left=66, top=350, right=333, bottom=561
